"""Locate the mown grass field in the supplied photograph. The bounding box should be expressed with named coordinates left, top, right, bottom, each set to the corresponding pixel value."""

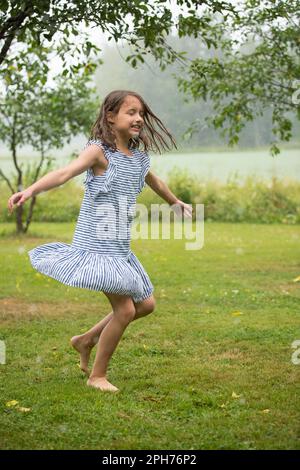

left=0, top=221, right=299, bottom=449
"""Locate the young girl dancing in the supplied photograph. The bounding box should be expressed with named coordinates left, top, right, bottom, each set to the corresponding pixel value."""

left=8, top=90, right=192, bottom=393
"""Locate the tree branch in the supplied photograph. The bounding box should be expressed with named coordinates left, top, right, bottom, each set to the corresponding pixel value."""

left=0, top=168, right=15, bottom=193
left=0, top=2, right=34, bottom=65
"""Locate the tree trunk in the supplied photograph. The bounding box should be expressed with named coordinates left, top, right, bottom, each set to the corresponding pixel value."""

left=16, top=205, right=24, bottom=234
left=11, top=116, right=25, bottom=233
left=24, top=196, right=37, bottom=233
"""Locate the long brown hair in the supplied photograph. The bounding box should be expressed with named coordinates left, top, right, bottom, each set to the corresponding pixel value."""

left=89, top=90, right=177, bottom=154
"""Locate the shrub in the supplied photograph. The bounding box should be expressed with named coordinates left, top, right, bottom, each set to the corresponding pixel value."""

left=1, top=171, right=299, bottom=225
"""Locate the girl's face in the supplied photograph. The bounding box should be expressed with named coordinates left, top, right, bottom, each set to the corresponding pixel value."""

left=107, top=95, right=145, bottom=141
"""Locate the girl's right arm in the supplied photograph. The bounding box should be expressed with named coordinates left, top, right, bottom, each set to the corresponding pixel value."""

left=7, top=143, right=106, bottom=214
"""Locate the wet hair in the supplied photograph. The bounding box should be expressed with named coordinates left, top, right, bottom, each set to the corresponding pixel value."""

left=89, top=90, right=177, bottom=154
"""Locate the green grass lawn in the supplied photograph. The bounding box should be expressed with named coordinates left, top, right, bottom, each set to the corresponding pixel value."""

left=0, top=221, right=299, bottom=450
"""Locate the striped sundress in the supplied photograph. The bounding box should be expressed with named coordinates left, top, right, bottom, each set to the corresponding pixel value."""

left=28, top=139, right=154, bottom=303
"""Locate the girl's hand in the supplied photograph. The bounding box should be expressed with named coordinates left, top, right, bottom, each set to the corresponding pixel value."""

left=7, top=189, right=33, bottom=215
left=173, top=199, right=193, bottom=218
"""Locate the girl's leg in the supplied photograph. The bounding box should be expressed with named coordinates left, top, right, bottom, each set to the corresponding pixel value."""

left=87, top=292, right=136, bottom=392
left=71, top=295, right=156, bottom=375
left=70, top=310, right=114, bottom=375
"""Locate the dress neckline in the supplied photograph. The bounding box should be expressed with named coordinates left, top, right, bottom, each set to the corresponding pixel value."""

left=116, top=148, right=135, bottom=158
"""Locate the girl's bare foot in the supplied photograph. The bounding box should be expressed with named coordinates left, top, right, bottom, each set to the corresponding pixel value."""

left=87, top=376, right=119, bottom=393
left=70, top=335, right=96, bottom=376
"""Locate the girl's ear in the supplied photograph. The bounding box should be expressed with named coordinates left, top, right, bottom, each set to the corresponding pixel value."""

left=106, top=111, right=115, bottom=124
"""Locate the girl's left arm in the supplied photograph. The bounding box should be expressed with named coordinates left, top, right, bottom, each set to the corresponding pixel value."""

left=145, top=171, right=193, bottom=218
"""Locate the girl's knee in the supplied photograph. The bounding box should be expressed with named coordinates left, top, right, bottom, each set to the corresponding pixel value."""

left=104, top=292, right=136, bottom=324
left=115, top=305, right=136, bottom=325
left=136, top=295, right=156, bottom=316
left=147, top=297, right=156, bottom=314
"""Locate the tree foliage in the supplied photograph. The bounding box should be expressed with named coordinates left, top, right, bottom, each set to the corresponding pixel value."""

left=0, top=1, right=236, bottom=74
left=176, top=0, right=300, bottom=154
left=1, top=1, right=299, bottom=156
left=0, top=47, right=98, bottom=233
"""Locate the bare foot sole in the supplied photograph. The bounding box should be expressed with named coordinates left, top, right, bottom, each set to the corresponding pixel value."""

left=87, top=377, right=119, bottom=393
left=70, top=335, right=93, bottom=376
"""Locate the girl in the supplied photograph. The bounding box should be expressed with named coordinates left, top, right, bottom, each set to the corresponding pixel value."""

left=7, top=90, right=192, bottom=393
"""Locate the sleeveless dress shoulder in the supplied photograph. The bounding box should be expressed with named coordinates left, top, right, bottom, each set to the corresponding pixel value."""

left=28, top=139, right=154, bottom=303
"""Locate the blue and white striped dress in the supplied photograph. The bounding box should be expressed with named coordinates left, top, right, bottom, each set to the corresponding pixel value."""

left=28, top=139, right=154, bottom=303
